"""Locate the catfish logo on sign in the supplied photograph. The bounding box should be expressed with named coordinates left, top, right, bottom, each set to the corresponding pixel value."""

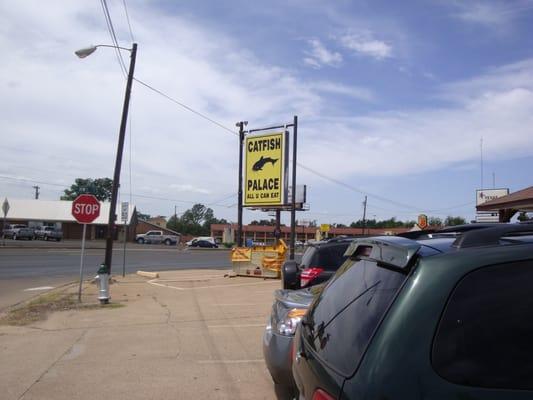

left=244, top=132, right=287, bottom=206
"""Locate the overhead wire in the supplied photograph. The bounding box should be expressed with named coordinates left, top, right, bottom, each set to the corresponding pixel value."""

left=122, top=0, right=135, bottom=42
left=132, top=77, right=433, bottom=212
left=100, top=0, right=127, bottom=77
left=134, top=78, right=238, bottom=135
left=93, top=3, right=473, bottom=218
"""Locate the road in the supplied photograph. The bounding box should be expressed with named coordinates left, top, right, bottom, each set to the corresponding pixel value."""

left=0, top=245, right=232, bottom=311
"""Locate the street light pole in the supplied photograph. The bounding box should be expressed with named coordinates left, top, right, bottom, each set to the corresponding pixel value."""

left=102, top=43, right=137, bottom=276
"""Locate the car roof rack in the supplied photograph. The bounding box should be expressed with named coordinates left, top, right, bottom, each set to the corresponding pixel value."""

left=453, top=224, right=533, bottom=248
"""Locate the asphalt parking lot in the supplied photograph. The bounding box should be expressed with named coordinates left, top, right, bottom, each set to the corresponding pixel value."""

left=0, top=268, right=280, bottom=400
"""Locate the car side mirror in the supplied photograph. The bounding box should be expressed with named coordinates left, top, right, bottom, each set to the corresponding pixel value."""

left=282, top=260, right=301, bottom=290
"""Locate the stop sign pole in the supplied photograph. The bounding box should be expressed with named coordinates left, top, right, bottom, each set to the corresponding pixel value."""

left=72, top=195, right=101, bottom=302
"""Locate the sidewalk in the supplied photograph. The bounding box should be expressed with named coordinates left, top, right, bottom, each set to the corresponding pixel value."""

left=0, top=269, right=279, bottom=400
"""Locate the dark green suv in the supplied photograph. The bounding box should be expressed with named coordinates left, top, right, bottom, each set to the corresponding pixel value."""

left=293, top=224, right=533, bottom=400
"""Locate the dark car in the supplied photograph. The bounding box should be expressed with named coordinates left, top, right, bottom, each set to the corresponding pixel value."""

left=263, top=284, right=324, bottom=400
left=281, top=237, right=353, bottom=290
left=190, top=239, right=218, bottom=248
left=292, top=224, right=533, bottom=400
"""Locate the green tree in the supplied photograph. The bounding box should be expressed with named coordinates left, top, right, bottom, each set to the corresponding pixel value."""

left=444, top=216, right=467, bottom=226
left=136, top=211, right=151, bottom=220
left=166, top=203, right=226, bottom=235
left=428, top=217, right=443, bottom=227
left=518, top=212, right=532, bottom=222
left=61, top=178, right=113, bottom=201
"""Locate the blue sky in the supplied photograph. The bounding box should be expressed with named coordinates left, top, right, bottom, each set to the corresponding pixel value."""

left=1, top=0, right=533, bottom=225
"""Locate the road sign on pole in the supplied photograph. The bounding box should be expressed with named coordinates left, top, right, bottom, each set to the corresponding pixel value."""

left=120, top=202, right=129, bottom=278
left=2, top=198, right=9, bottom=216
left=2, top=198, right=8, bottom=247
left=72, top=194, right=101, bottom=224
left=71, top=195, right=101, bottom=302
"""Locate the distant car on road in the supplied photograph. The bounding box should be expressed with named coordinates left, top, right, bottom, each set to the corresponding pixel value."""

left=135, top=230, right=178, bottom=245
left=189, top=239, right=218, bottom=248
left=186, top=236, right=216, bottom=246
left=3, top=224, right=34, bottom=240
left=33, top=226, right=63, bottom=241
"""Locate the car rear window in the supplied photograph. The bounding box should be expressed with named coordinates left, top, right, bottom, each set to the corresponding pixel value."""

left=302, top=258, right=406, bottom=377
left=300, top=243, right=350, bottom=271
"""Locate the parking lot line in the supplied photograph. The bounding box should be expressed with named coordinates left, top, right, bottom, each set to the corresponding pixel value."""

left=197, top=359, right=264, bottom=364
left=207, top=323, right=265, bottom=328
left=147, top=278, right=277, bottom=291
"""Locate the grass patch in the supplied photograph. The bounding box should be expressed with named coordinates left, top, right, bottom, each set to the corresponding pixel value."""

left=0, top=292, right=125, bottom=326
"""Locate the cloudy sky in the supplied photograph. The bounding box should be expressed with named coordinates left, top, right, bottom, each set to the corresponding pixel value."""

left=1, top=0, right=533, bottom=225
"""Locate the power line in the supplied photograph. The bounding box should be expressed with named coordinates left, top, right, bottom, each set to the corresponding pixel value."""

left=132, top=76, right=462, bottom=213
left=100, top=0, right=127, bottom=77
left=134, top=78, right=238, bottom=135
left=122, top=0, right=135, bottom=42
left=296, top=163, right=420, bottom=211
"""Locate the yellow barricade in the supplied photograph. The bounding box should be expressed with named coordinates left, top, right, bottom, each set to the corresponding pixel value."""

left=231, top=239, right=287, bottom=278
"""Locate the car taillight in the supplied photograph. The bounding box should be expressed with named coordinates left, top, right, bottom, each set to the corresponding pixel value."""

left=312, top=389, right=335, bottom=400
left=300, top=267, right=324, bottom=287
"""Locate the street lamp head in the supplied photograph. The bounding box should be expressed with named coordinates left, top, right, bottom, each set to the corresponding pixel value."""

left=75, top=45, right=98, bottom=58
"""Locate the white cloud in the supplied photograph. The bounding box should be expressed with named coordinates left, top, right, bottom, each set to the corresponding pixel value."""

left=450, top=0, right=533, bottom=28
left=304, top=39, right=343, bottom=68
left=309, top=81, right=375, bottom=102
left=296, top=59, right=533, bottom=180
left=339, top=31, right=392, bottom=60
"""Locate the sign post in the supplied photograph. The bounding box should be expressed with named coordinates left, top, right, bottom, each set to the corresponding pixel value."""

left=2, top=198, right=9, bottom=247
left=71, top=194, right=101, bottom=302
left=121, top=202, right=129, bottom=277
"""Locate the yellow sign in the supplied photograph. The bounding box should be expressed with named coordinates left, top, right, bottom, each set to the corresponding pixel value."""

left=417, top=214, right=428, bottom=229
left=320, top=224, right=330, bottom=233
left=244, top=132, right=286, bottom=206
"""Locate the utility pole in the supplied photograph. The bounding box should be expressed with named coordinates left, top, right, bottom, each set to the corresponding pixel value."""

left=236, top=121, right=246, bottom=247
left=289, top=115, right=298, bottom=260
left=33, top=185, right=40, bottom=200
left=362, top=196, right=367, bottom=236
left=103, top=43, right=137, bottom=277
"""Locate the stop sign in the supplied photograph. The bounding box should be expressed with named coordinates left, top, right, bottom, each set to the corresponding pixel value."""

left=72, top=194, right=101, bottom=224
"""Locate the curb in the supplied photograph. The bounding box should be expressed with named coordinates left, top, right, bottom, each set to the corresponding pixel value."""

left=137, top=271, right=159, bottom=279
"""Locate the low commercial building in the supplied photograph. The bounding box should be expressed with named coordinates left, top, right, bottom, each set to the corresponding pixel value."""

left=210, top=223, right=410, bottom=245
left=476, top=186, right=533, bottom=222
left=1, top=199, right=137, bottom=241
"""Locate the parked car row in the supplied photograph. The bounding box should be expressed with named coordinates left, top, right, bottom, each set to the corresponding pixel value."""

left=2, top=224, right=63, bottom=241
left=264, top=224, right=533, bottom=399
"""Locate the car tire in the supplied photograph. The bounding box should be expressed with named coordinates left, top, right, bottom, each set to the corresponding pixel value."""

left=164, top=239, right=171, bottom=246
left=137, top=238, right=145, bottom=244
left=13, top=233, right=17, bottom=240
left=44, top=235, right=48, bottom=241
left=274, top=383, right=297, bottom=400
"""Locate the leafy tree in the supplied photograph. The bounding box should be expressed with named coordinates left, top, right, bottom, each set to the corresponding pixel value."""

left=166, top=203, right=226, bottom=235
left=428, top=217, right=443, bottom=227
left=350, top=217, right=415, bottom=229
left=518, top=212, right=532, bottom=222
left=250, top=219, right=277, bottom=226
left=61, top=178, right=113, bottom=201
left=444, top=216, right=467, bottom=226
left=136, top=211, right=151, bottom=220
